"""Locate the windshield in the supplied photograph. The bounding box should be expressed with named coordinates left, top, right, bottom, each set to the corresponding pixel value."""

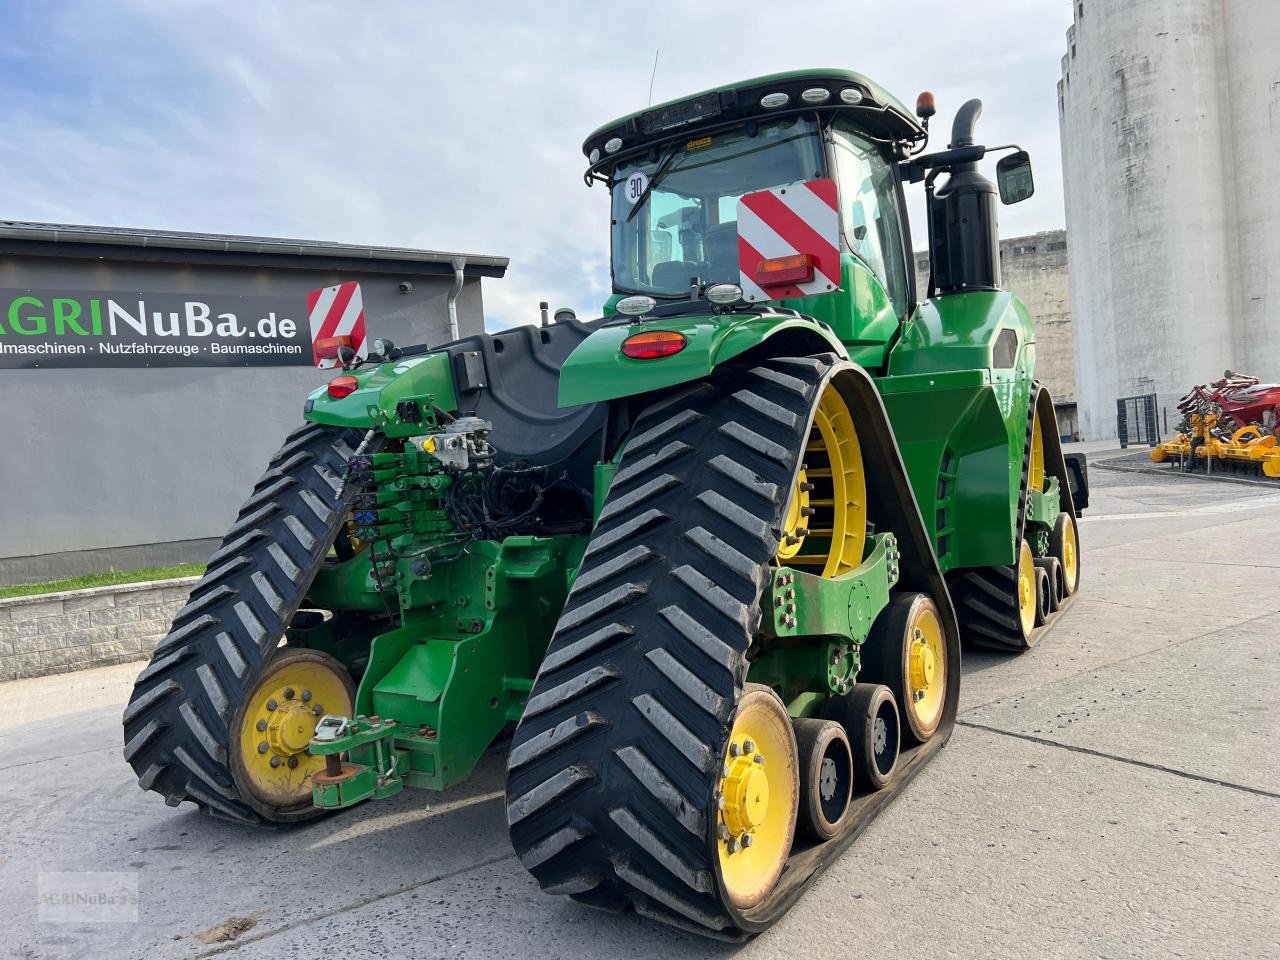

left=609, top=116, right=825, bottom=296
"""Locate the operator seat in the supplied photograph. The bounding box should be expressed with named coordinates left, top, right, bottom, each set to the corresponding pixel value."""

left=703, top=222, right=739, bottom=282
left=650, top=260, right=700, bottom=291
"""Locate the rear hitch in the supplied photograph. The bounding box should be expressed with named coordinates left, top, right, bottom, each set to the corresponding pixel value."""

left=308, top=715, right=405, bottom=809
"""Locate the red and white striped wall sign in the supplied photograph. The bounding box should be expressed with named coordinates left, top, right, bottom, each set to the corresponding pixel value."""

left=307, top=281, right=367, bottom=368
left=737, top=178, right=842, bottom=302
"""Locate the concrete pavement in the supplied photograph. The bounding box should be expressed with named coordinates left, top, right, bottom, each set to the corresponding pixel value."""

left=2, top=467, right=1278, bottom=960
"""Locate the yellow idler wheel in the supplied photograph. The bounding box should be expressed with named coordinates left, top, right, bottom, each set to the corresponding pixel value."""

left=715, top=684, right=799, bottom=912
left=230, top=648, right=354, bottom=820
left=1049, top=511, right=1079, bottom=596
left=858, top=593, right=948, bottom=745
left=777, top=382, right=866, bottom=578
left=1016, top=539, right=1037, bottom=640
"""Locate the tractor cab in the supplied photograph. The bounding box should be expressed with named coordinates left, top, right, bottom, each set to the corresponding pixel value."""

left=584, top=70, right=927, bottom=365
left=583, top=69, right=1036, bottom=373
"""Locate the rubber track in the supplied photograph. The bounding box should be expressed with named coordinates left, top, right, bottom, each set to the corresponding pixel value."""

left=505, top=356, right=831, bottom=935
left=122, top=422, right=365, bottom=823
left=949, top=381, right=1082, bottom=652
left=946, top=384, right=1038, bottom=651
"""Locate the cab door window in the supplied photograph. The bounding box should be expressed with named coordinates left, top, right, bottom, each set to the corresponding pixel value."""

left=831, top=121, right=910, bottom=315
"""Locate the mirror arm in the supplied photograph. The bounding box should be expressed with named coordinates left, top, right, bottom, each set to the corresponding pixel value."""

left=901, top=144, right=987, bottom=183
left=901, top=143, right=1029, bottom=183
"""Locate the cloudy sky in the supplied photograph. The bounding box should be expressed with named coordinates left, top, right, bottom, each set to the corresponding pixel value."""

left=0, top=0, right=1074, bottom=329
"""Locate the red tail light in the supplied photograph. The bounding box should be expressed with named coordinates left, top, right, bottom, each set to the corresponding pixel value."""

left=621, top=330, right=687, bottom=360
left=327, top=375, right=359, bottom=399
left=756, top=253, right=815, bottom=287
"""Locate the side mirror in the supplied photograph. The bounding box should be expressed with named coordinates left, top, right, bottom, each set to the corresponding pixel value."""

left=996, top=150, right=1034, bottom=204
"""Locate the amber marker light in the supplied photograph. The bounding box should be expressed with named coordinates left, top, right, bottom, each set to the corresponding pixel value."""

left=756, top=253, right=815, bottom=288
left=621, top=330, right=687, bottom=360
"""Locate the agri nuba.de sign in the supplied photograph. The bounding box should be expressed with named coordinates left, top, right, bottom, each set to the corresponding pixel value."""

left=0, top=289, right=316, bottom=368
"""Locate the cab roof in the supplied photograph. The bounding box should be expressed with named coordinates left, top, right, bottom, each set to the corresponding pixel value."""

left=583, top=68, right=926, bottom=167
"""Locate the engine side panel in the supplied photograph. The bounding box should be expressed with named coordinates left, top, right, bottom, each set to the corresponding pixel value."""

left=876, top=290, right=1038, bottom=572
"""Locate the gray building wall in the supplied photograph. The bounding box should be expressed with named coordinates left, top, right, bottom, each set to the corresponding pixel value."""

left=914, top=229, right=1078, bottom=437
left=1058, top=0, right=1280, bottom=440
left=0, top=250, right=494, bottom=584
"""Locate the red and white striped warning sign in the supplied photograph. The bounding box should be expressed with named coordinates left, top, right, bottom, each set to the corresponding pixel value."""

left=736, top=178, right=841, bottom=302
left=307, top=281, right=367, bottom=368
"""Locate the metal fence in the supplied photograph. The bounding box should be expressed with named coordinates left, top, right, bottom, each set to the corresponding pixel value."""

left=1116, top=393, right=1160, bottom=448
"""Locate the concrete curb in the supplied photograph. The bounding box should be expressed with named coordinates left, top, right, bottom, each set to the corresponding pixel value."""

left=1094, top=457, right=1280, bottom=489
left=0, top=576, right=199, bottom=682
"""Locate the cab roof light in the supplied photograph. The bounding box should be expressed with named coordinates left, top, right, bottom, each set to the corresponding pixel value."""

left=615, top=294, right=657, bottom=317
left=705, top=282, right=744, bottom=305
left=755, top=253, right=815, bottom=287
left=621, top=330, right=687, bottom=360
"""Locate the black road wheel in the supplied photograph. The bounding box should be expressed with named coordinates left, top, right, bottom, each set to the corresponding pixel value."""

left=122, top=422, right=367, bottom=823
left=792, top=718, right=853, bottom=842
left=1033, top=566, right=1051, bottom=626
left=858, top=592, right=948, bottom=745
left=823, top=683, right=899, bottom=790
left=1034, top=556, right=1064, bottom=612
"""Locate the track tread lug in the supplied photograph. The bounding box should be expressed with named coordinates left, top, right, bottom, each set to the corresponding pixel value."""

left=608, top=806, right=712, bottom=893
left=614, top=744, right=706, bottom=837
left=522, top=664, right=620, bottom=720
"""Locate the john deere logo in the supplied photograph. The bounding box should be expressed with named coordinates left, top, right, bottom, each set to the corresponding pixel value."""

left=1, top=290, right=311, bottom=368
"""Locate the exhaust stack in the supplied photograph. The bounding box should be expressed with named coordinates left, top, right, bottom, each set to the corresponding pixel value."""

left=928, top=99, right=1001, bottom=295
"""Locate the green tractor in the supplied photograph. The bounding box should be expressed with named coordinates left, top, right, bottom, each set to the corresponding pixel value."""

left=123, top=69, right=1085, bottom=937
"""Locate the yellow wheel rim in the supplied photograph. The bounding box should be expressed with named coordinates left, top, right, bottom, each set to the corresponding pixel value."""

left=235, top=649, right=353, bottom=810
left=1059, top=513, right=1079, bottom=594
left=1029, top=407, right=1046, bottom=493
left=904, top=598, right=946, bottom=739
left=775, top=466, right=809, bottom=563
left=716, top=687, right=798, bottom=911
left=1016, top=540, right=1036, bottom=638
left=778, top=383, right=866, bottom=578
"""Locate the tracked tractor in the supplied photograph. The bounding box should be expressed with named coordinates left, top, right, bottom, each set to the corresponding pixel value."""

left=124, top=70, right=1086, bottom=937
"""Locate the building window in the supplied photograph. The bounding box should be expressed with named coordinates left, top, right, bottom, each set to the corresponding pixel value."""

left=1012, top=243, right=1037, bottom=255
left=1047, top=240, right=1067, bottom=252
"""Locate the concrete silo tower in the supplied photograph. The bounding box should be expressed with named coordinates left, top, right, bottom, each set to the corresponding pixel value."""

left=1058, top=0, right=1280, bottom=440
